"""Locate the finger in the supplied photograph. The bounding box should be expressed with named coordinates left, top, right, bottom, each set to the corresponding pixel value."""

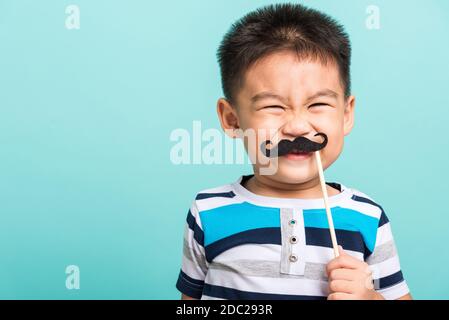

left=328, top=268, right=356, bottom=282
left=326, top=254, right=360, bottom=275
left=337, top=246, right=365, bottom=267
left=329, top=279, right=356, bottom=294
left=327, top=292, right=356, bottom=300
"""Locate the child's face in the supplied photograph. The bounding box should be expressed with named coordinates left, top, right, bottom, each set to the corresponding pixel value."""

left=217, top=50, right=355, bottom=186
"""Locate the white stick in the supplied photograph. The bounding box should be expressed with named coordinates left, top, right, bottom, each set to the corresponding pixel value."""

left=314, top=150, right=339, bottom=258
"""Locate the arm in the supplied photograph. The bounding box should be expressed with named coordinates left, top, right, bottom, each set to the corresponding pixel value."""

left=176, top=201, right=208, bottom=300
left=181, top=294, right=198, bottom=300
left=367, top=292, right=412, bottom=300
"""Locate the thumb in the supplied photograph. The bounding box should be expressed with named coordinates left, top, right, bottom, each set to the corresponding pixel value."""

left=338, top=245, right=346, bottom=256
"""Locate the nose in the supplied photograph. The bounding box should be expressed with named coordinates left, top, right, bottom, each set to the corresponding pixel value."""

left=279, top=112, right=313, bottom=140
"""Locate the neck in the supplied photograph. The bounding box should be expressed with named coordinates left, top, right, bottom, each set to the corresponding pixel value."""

left=244, top=173, right=340, bottom=199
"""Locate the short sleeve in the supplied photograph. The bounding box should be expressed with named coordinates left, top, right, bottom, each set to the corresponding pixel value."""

left=366, top=211, right=410, bottom=300
left=175, top=200, right=208, bottom=299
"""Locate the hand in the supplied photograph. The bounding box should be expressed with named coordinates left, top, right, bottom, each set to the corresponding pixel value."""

left=326, top=246, right=384, bottom=300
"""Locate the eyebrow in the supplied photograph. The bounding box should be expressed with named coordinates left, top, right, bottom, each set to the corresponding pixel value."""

left=305, top=89, right=339, bottom=102
left=250, top=89, right=339, bottom=104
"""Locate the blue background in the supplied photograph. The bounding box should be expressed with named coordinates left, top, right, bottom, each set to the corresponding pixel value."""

left=0, top=0, right=448, bottom=299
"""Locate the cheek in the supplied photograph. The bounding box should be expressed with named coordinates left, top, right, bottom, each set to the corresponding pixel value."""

left=316, top=114, right=345, bottom=154
left=322, top=132, right=344, bottom=167
left=240, top=116, right=286, bottom=148
left=238, top=124, right=271, bottom=161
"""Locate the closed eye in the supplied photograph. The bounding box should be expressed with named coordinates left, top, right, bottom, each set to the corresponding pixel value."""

left=263, top=105, right=285, bottom=110
left=309, top=103, right=329, bottom=108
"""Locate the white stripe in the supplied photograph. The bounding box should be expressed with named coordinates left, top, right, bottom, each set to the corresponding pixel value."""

left=188, top=200, right=205, bottom=231
left=205, top=268, right=328, bottom=297
left=201, top=295, right=225, bottom=300
left=370, top=255, right=402, bottom=279
left=181, top=256, right=206, bottom=281
left=195, top=196, right=244, bottom=212
left=377, top=281, right=409, bottom=300
left=375, top=222, right=394, bottom=246
left=197, top=184, right=234, bottom=195
left=184, top=224, right=206, bottom=256
left=230, top=180, right=354, bottom=209
left=212, top=243, right=364, bottom=265
left=305, top=245, right=364, bottom=264
left=340, top=198, right=382, bottom=219
left=213, top=244, right=281, bottom=262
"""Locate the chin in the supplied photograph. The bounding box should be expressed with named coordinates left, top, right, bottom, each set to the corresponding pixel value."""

left=265, top=164, right=317, bottom=185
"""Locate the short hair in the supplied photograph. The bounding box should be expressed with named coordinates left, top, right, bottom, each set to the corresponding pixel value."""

left=217, top=3, right=352, bottom=105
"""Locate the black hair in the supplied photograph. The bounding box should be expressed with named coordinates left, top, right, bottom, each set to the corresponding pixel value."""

left=217, top=3, right=352, bottom=105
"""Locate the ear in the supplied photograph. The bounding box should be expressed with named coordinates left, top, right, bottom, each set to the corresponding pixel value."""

left=216, top=98, right=240, bottom=138
left=343, top=95, right=356, bottom=136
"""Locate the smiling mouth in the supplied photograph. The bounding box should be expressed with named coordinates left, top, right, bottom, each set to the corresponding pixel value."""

left=288, top=149, right=311, bottom=155
left=282, top=149, right=313, bottom=160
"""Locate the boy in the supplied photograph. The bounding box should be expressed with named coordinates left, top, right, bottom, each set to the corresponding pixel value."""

left=176, top=3, right=411, bottom=300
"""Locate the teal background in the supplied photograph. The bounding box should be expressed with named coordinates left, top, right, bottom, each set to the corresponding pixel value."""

left=0, top=0, right=448, bottom=299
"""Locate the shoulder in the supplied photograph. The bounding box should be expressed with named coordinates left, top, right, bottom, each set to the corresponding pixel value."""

left=188, top=180, right=241, bottom=221
left=183, top=182, right=236, bottom=247
left=194, top=183, right=237, bottom=202
left=341, top=185, right=389, bottom=226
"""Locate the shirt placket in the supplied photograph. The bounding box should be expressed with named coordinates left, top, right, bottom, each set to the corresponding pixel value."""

left=280, top=207, right=307, bottom=276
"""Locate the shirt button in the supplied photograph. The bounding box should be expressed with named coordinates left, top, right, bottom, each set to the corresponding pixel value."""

left=289, top=219, right=297, bottom=226
left=289, top=254, right=298, bottom=263
left=290, top=236, right=298, bottom=244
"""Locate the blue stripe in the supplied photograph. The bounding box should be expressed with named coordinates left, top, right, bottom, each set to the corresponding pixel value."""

left=303, top=207, right=379, bottom=252
left=176, top=271, right=204, bottom=299
left=204, top=226, right=371, bottom=262
left=199, top=202, right=378, bottom=252
left=351, top=195, right=380, bottom=209
left=376, top=271, right=404, bottom=290
left=205, top=227, right=281, bottom=263
left=351, top=195, right=389, bottom=227
left=199, top=202, right=280, bottom=246
left=186, top=210, right=204, bottom=246
left=203, top=284, right=326, bottom=300
left=196, top=191, right=236, bottom=200
left=378, top=211, right=389, bottom=227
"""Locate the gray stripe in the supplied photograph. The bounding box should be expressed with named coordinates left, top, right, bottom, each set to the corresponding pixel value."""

left=304, top=262, right=328, bottom=281
left=183, top=238, right=208, bottom=273
left=366, top=240, right=397, bottom=265
left=209, top=259, right=328, bottom=281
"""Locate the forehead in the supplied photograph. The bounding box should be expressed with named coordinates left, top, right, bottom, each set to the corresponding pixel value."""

left=237, top=50, right=344, bottom=104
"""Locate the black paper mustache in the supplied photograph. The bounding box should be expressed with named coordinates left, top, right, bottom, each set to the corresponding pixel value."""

left=260, top=133, right=328, bottom=158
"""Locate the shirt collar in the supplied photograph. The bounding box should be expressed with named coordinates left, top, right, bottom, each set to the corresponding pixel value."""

left=230, top=174, right=352, bottom=209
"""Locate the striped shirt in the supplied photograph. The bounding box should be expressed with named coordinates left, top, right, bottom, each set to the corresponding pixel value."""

left=176, top=174, right=409, bottom=300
